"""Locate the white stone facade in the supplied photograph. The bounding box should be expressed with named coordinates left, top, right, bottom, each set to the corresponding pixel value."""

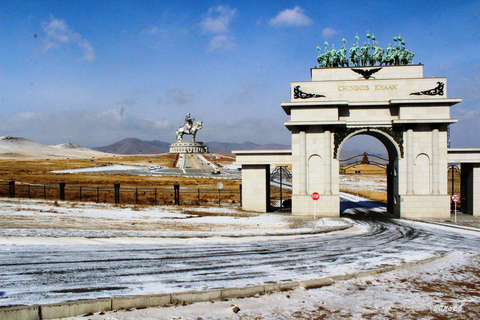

left=448, top=149, right=480, bottom=216
left=169, top=141, right=208, bottom=154
left=235, top=64, right=475, bottom=219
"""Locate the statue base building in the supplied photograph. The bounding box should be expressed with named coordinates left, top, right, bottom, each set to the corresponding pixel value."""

left=169, top=141, right=208, bottom=154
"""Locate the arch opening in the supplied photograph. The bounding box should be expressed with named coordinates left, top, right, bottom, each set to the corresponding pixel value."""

left=338, top=130, right=400, bottom=217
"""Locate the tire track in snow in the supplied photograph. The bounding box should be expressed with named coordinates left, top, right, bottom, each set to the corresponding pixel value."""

left=1, top=212, right=480, bottom=307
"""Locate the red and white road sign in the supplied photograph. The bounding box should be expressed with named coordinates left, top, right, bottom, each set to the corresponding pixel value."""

left=452, top=194, right=460, bottom=202
left=311, top=192, right=320, bottom=201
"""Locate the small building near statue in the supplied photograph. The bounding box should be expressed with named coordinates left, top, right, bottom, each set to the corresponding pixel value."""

left=169, top=113, right=208, bottom=154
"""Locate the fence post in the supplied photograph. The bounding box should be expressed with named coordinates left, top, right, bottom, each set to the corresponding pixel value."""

left=97, top=186, right=100, bottom=203
left=174, top=184, right=180, bottom=205
left=198, top=189, right=200, bottom=205
left=44, top=185, right=46, bottom=199
left=59, top=183, right=65, bottom=201
left=114, top=183, right=120, bottom=204
left=79, top=186, right=82, bottom=202
left=8, top=181, right=15, bottom=198
left=28, top=185, right=30, bottom=198
left=239, top=184, right=242, bottom=206
left=154, top=188, right=157, bottom=205
left=135, top=188, right=138, bottom=204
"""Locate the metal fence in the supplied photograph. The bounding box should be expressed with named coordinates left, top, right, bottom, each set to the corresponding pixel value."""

left=1, top=181, right=242, bottom=207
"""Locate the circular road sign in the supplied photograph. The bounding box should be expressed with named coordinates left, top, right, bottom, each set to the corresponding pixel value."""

left=311, top=192, right=320, bottom=201
left=452, top=194, right=460, bottom=202
left=217, top=182, right=224, bottom=190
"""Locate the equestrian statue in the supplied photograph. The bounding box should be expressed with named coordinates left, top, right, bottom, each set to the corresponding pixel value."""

left=317, top=32, right=414, bottom=68
left=176, top=113, right=203, bottom=142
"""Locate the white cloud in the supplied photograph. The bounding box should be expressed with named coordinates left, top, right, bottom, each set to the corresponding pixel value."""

left=42, top=16, right=96, bottom=62
left=199, top=5, right=237, bottom=52
left=17, top=112, right=46, bottom=121
left=143, top=26, right=160, bottom=35
left=199, top=5, right=236, bottom=34
left=168, top=89, right=194, bottom=104
left=269, top=6, right=312, bottom=27
left=153, top=120, right=170, bottom=129
left=208, top=34, right=236, bottom=52
left=0, top=109, right=173, bottom=147
left=202, top=118, right=291, bottom=145
left=322, top=28, right=341, bottom=39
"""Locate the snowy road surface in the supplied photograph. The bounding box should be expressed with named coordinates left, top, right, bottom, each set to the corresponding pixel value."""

left=1, top=214, right=480, bottom=307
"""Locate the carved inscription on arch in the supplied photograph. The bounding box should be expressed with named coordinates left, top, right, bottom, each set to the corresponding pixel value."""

left=333, top=127, right=404, bottom=159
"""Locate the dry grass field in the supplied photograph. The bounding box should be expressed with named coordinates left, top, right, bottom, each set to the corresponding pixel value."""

left=340, top=187, right=388, bottom=203
left=0, top=154, right=239, bottom=188
left=0, top=153, right=463, bottom=207
left=340, top=165, right=462, bottom=204
left=0, top=154, right=241, bottom=206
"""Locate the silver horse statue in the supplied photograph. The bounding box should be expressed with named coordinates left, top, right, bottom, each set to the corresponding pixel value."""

left=176, top=120, right=203, bottom=142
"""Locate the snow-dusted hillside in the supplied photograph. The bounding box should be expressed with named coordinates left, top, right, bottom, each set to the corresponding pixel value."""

left=0, top=136, right=111, bottom=158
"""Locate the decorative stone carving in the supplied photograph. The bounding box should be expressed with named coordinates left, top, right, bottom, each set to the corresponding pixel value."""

left=410, top=82, right=444, bottom=96
left=351, top=67, right=382, bottom=79
left=169, top=141, right=208, bottom=154
left=333, top=126, right=404, bottom=159
left=293, top=86, right=325, bottom=99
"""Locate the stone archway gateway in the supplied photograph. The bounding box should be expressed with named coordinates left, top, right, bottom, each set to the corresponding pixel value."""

left=234, top=38, right=480, bottom=219
left=337, top=129, right=400, bottom=214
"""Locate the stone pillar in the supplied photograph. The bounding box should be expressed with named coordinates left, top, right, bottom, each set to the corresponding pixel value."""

left=299, top=130, right=307, bottom=195
left=406, top=128, right=414, bottom=195
left=432, top=128, right=440, bottom=195
left=324, top=129, right=332, bottom=195
left=241, top=164, right=270, bottom=212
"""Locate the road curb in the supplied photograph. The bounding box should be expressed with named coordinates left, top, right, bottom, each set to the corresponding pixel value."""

left=406, top=218, right=480, bottom=233
left=0, top=252, right=449, bottom=320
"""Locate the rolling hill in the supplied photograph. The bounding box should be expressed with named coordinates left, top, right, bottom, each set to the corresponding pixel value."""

left=94, top=138, right=291, bottom=155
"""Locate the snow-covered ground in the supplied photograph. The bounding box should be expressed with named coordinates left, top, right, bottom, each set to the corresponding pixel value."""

left=0, top=198, right=351, bottom=239
left=68, top=251, right=479, bottom=319
left=1, top=175, right=479, bottom=318
left=340, top=173, right=387, bottom=192
left=52, top=164, right=149, bottom=174
left=0, top=135, right=110, bottom=158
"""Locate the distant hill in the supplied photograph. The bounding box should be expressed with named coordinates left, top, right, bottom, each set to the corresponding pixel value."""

left=93, top=138, right=171, bottom=154
left=207, top=141, right=291, bottom=154
left=0, top=135, right=110, bottom=159
left=94, top=138, right=291, bottom=155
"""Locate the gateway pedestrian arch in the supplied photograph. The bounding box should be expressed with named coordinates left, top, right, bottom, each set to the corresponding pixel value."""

left=234, top=63, right=480, bottom=219
left=337, top=129, right=400, bottom=214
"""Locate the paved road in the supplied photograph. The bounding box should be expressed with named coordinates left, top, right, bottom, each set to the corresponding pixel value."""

left=1, top=208, right=480, bottom=307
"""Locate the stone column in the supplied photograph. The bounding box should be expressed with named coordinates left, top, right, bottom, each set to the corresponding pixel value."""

left=432, top=127, right=440, bottom=195
left=324, top=129, right=332, bottom=195
left=407, top=128, right=414, bottom=195
left=299, top=130, right=307, bottom=195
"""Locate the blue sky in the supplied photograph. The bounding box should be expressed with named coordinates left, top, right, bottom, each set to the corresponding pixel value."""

left=0, top=0, right=479, bottom=151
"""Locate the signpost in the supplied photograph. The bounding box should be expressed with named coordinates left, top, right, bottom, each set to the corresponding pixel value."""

left=311, top=192, right=320, bottom=219
left=217, top=182, right=224, bottom=206
left=452, top=194, right=460, bottom=224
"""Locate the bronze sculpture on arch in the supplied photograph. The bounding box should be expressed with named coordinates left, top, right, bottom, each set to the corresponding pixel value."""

left=317, top=32, right=414, bottom=68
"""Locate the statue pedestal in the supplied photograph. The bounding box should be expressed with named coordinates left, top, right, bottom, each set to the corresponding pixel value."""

left=169, top=141, right=208, bottom=154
